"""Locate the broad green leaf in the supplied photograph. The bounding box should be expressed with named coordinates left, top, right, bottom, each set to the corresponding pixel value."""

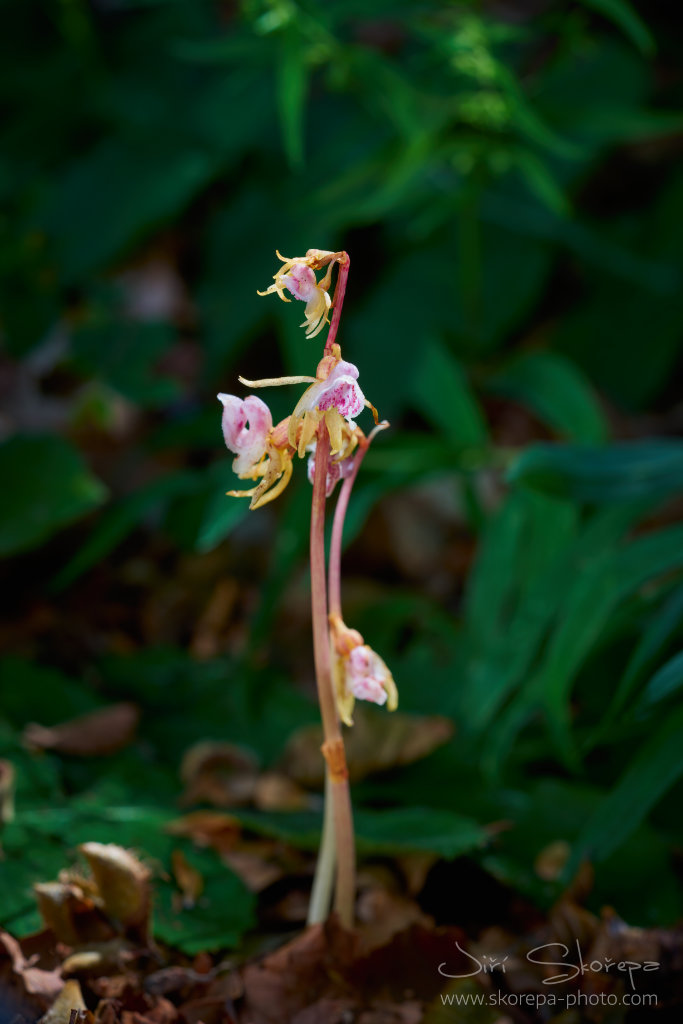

left=0, top=659, right=98, bottom=727
left=488, top=351, right=607, bottom=443
left=154, top=844, right=255, bottom=953
left=196, top=485, right=250, bottom=553
left=233, top=806, right=487, bottom=859
left=509, top=440, right=683, bottom=503
left=412, top=338, right=489, bottom=447
left=276, top=29, right=308, bottom=168
left=0, top=435, right=107, bottom=556
left=71, top=320, right=179, bottom=407
left=354, top=807, right=487, bottom=858
left=636, top=650, right=683, bottom=711
left=571, top=702, right=683, bottom=867
left=577, top=0, right=655, bottom=56
left=53, top=470, right=200, bottom=589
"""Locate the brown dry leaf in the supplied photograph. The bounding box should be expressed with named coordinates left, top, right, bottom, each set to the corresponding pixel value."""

left=40, top=978, right=91, bottom=1024
left=80, top=843, right=151, bottom=936
left=171, top=849, right=204, bottom=908
left=62, top=938, right=136, bottom=977
left=190, top=578, right=239, bottom=660
left=165, top=810, right=242, bottom=853
left=348, top=924, right=470, bottom=1003
left=0, top=758, right=15, bottom=823
left=534, top=839, right=570, bottom=881
left=356, top=869, right=434, bottom=956
left=177, top=972, right=243, bottom=1024
left=24, top=704, right=140, bottom=757
left=0, top=929, right=64, bottom=1005
left=240, top=920, right=357, bottom=1024
left=222, top=843, right=289, bottom=894
left=179, top=742, right=259, bottom=807
left=252, top=772, right=311, bottom=812
left=35, top=881, right=99, bottom=946
left=281, top=707, right=454, bottom=787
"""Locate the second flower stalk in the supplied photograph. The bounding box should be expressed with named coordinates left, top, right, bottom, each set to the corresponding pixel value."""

left=217, top=250, right=396, bottom=927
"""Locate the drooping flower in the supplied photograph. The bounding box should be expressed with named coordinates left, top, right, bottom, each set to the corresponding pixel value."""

left=346, top=646, right=397, bottom=708
left=258, top=252, right=337, bottom=339
left=218, top=394, right=271, bottom=476
left=329, top=613, right=398, bottom=725
left=217, top=393, right=294, bottom=510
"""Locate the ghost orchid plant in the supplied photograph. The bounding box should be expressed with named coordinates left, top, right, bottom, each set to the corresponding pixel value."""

left=217, top=250, right=394, bottom=928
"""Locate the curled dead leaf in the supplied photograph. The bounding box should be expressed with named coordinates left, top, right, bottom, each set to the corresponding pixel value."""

left=252, top=772, right=311, bottom=812
left=34, top=881, right=103, bottom=947
left=24, top=703, right=140, bottom=757
left=281, top=707, right=454, bottom=787
left=80, top=843, right=150, bottom=935
left=171, top=849, right=204, bottom=909
left=179, top=742, right=259, bottom=807
left=0, top=929, right=64, bottom=1004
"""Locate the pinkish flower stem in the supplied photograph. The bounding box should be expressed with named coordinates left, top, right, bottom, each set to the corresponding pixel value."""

left=328, top=423, right=388, bottom=619
left=325, top=253, right=350, bottom=354
left=328, top=440, right=367, bottom=619
left=309, top=418, right=355, bottom=928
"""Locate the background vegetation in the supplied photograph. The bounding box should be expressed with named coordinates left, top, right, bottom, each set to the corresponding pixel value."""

left=2, top=0, right=683, bottom=952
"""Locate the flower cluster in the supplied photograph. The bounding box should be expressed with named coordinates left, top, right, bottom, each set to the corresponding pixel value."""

left=218, top=249, right=396, bottom=720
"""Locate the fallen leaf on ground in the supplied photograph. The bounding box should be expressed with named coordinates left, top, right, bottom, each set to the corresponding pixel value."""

left=179, top=742, right=259, bottom=807
left=281, top=708, right=454, bottom=787
left=0, top=928, right=64, bottom=1004
left=80, top=843, right=151, bottom=937
left=40, top=979, right=91, bottom=1024
left=23, top=703, right=140, bottom=757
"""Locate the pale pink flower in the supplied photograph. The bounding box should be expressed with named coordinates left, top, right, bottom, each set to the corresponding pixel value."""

left=258, top=256, right=332, bottom=339
left=217, top=393, right=272, bottom=476
left=346, top=645, right=396, bottom=707
left=294, top=360, right=365, bottom=423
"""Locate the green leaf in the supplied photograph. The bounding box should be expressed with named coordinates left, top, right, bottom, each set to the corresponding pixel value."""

left=0, top=435, right=107, bottom=556
left=509, top=440, right=683, bottom=503
left=460, top=490, right=577, bottom=733
left=154, top=844, right=255, bottom=954
left=538, top=523, right=683, bottom=759
left=276, top=29, right=308, bottom=168
left=571, top=702, right=683, bottom=868
left=232, top=806, right=487, bottom=859
left=53, top=471, right=200, bottom=590
left=488, top=351, right=607, bottom=443
left=609, top=582, right=683, bottom=719
left=354, top=807, right=488, bottom=858
left=412, top=338, right=489, bottom=447
left=196, top=486, right=250, bottom=553
left=71, top=320, right=179, bottom=407
left=636, top=650, right=683, bottom=711
left=577, top=0, right=655, bottom=56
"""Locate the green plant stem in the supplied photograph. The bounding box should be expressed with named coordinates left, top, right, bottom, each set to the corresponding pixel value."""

left=309, top=419, right=355, bottom=927
left=307, top=768, right=336, bottom=924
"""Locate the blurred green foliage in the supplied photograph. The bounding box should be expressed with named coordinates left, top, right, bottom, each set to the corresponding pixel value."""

left=2, top=0, right=683, bottom=947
